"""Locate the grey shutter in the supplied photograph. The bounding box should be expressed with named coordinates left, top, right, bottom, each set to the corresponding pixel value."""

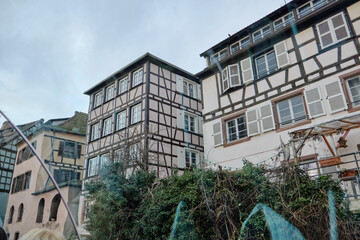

left=212, top=122, right=223, bottom=146
left=246, top=109, right=260, bottom=136
left=260, top=104, right=275, bottom=132
left=76, top=144, right=82, bottom=159
left=324, top=81, right=347, bottom=113
left=304, top=87, right=325, bottom=118
left=176, top=109, right=184, bottom=129
left=58, top=141, right=64, bottom=156
left=177, top=147, right=185, bottom=169
left=274, top=41, right=290, bottom=68
left=176, top=75, right=184, bottom=93
left=240, top=57, right=254, bottom=83
left=198, top=117, right=204, bottom=135
left=222, top=67, right=229, bottom=92
left=229, top=64, right=241, bottom=87
left=197, top=83, right=202, bottom=100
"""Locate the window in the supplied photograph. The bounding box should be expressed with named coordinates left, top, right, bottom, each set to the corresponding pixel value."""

left=105, top=84, right=115, bottom=101
left=130, top=104, right=142, bottom=124
left=230, top=37, right=250, bottom=55
left=276, top=95, right=306, bottom=127
left=93, top=91, right=103, bottom=108
left=36, top=198, right=45, bottom=223
left=185, top=150, right=197, bottom=168
left=114, top=148, right=125, bottom=162
left=210, top=49, right=228, bottom=65
left=24, top=171, right=31, bottom=190
left=14, top=232, right=20, bottom=240
left=129, top=143, right=141, bottom=163
left=83, top=201, right=91, bottom=222
left=54, top=169, right=80, bottom=184
left=17, top=204, right=24, bottom=222
left=118, top=77, right=128, bottom=94
left=116, top=110, right=127, bottom=130
left=346, top=76, right=360, bottom=107
left=316, top=12, right=350, bottom=49
left=297, top=0, right=327, bottom=18
left=226, top=115, right=247, bottom=142
left=100, top=153, right=110, bottom=169
left=222, top=64, right=241, bottom=92
left=184, top=114, right=196, bottom=132
left=87, top=157, right=98, bottom=177
left=90, top=123, right=100, bottom=141
left=8, top=206, right=14, bottom=223
left=255, top=51, right=277, bottom=79
left=17, top=141, right=37, bottom=164
left=102, top=117, right=112, bottom=136
left=11, top=171, right=31, bottom=193
left=132, top=68, right=143, bottom=87
left=252, top=25, right=271, bottom=42
left=183, top=81, right=195, bottom=98
left=49, top=194, right=61, bottom=221
left=58, top=141, right=81, bottom=159
left=273, top=12, right=294, bottom=31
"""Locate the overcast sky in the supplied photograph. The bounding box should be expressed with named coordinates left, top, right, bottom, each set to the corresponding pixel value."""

left=0, top=0, right=286, bottom=127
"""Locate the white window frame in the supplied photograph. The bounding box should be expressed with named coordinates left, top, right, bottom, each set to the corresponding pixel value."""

left=105, top=84, right=115, bottom=102
left=132, top=68, right=143, bottom=87
left=130, top=103, right=142, bottom=124
left=316, top=12, right=350, bottom=49
left=346, top=76, right=360, bottom=107
left=118, top=77, right=128, bottom=94
left=183, top=80, right=195, bottom=98
left=252, top=25, right=271, bottom=42
left=276, top=95, right=307, bottom=127
left=185, top=149, right=198, bottom=168
left=87, top=157, right=98, bottom=177
left=273, top=12, right=294, bottom=31
left=210, top=48, right=227, bottom=65
left=90, top=123, right=99, bottom=141
left=116, top=110, right=126, bottom=130
left=225, top=115, right=247, bottom=142
left=102, top=117, right=112, bottom=136
left=255, top=50, right=277, bottom=79
left=184, top=113, right=197, bottom=133
left=129, top=142, right=141, bottom=163
left=93, top=91, right=103, bottom=108
left=99, top=153, right=110, bottom=169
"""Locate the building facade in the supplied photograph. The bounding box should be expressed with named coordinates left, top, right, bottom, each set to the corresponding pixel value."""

left=79, top=53, right=203, bottom=238
left=3, top=112, right=87, bottom=239
left=197, top=0, right=360, bottom=201
left=0, top=120, right=43, bottom=226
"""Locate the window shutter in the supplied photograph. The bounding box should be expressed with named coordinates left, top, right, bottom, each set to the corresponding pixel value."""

left=304, top=87, right=325, bottom=118
left=260, top=104, right=275, bottom=132
left=198, top=152, right=204, bottom=168
left=76, top=144, right=82, bottom=159
left=212, top=122, right=223, bottom=146
left=324, top=80, right=347, bottom=114
left=246, top=109, right=260, bottom=136
left=197, top=83, right=202, bottom=100
left=229, top=64, right=241, bottom=87
left=176, top=75, right=184, bottom=93
left=198, top=117, right=204, bottom=135
left=58, top=141, right=64, bottom=156
left=222, top=67, right=229, bottom=92
left=240, top=57, right=254, bottom=83
left=274, top=41, right=290, bottom=68
left=176, top=109, right=185, bottom=129
left=177, top=147, right=185, bottom=169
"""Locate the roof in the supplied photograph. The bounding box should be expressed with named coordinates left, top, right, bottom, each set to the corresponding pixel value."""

left=43, top=112, right=87, bottom=135
left=84, top=52, right=198, bottom=95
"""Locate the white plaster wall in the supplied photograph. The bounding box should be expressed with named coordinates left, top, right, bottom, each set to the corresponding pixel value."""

left=347, top=1, right=360, bottom=20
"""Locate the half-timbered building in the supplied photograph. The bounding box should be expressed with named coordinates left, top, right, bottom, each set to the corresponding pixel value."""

left=79, top=53, right=203, bottom=238
left=198, top=0, right=360, bottom=206
left=4, top=112, right=86, bottom=239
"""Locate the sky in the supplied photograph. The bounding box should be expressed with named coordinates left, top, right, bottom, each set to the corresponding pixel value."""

left=0, top=0, right=286, bottom=127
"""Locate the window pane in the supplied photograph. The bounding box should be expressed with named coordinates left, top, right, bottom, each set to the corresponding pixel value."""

left=321, top=33, right=333, bottom=47
left=262, top=26, right=271, bottom=37
left=266, top=52, right=277, bottom=73
left=256, top=56, right=267, bottom=78
left=240, top=37, right=250, bottom=48
left=237, top=116, right=247, bottom=139
left=227, top=120, right=237, bottom=142
left=348, top=77, right=360, bottom=106
left=335, top=27, right=347, bottom=41
left=230, top=43, right=240, bottom=54
left=253, top=31, right=261, bottom=42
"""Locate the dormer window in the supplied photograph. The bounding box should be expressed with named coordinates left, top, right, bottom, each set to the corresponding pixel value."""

left=210, top=49, right=228, bottom=65
left=230, top=36, right=250, bottom=55
left=253, top=25, right=271, bottom=42
left=297, top=0, right=327, bottom=18
left=273, top=12, right=294, bottom=31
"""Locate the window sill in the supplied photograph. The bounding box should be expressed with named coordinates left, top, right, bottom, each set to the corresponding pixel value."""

left=348, top=105, right=360, bottom=113
left=276, top=119, right=311, bottom=133
left=223, top=137, right=251, bottom=148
